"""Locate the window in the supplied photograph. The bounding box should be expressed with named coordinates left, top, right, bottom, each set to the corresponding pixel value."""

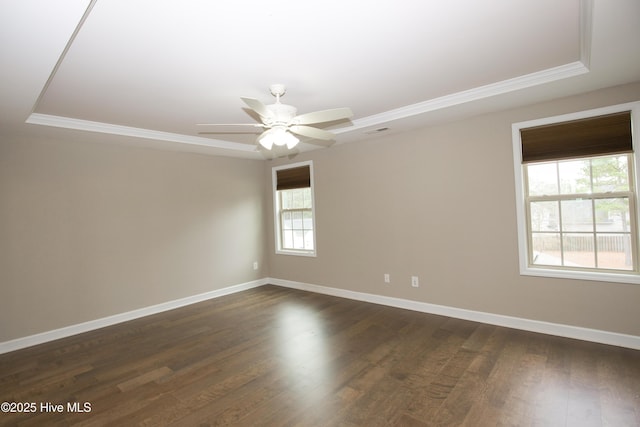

left=526, top=154, right=634, bottom=270
left=513, top=102, right=640, bottom=284
left=273, top=161, right=316, bottom=256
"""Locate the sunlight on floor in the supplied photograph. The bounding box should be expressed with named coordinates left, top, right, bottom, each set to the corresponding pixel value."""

left=275, top=304, right=332, bottom=400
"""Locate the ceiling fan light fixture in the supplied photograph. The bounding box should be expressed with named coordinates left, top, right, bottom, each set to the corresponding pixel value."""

left=285, top=135, right=300, bottom=150
left=258, top=133, right=274, bottom=150
left=259, top=127, right=299, bottom=150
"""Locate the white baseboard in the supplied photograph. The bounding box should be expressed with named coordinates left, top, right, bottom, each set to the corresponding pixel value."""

left=0, top=279, right=268, bottom=355
left=269, top=278, right=640, bottom=350
left=2, top=277, right=638, bottom=354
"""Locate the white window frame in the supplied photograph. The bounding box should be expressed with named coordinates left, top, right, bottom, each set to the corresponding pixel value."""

left=272, top=161, right=317, bottom=257
left=512, top=101, right=640, bottom=284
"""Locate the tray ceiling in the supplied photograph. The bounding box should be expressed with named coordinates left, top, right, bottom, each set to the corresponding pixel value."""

left=2, top=0, right=640, bottom=158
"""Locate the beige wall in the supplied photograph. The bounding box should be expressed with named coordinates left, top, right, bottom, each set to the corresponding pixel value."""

left=0, top=135, right=267, bottom=342
left=267, top=82, right=640, bottom=336
left=2, top=82, right=639, bottom=344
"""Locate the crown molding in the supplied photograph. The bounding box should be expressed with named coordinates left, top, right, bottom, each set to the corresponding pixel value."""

left=25, top=113, right=257, bottom=152
left=25, top=55, right=589, bottom=151
left=335, top=60, right=590, bottom=135
left=27, top=59, right=590, bottom=150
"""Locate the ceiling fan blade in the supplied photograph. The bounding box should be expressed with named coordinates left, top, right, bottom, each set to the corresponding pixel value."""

left=196, top=123, right=264, bottom=135
left=200, top=137, right=260, bottom=145
left=198, top=131, right=262, bottom=136
left=196, top=123, right=264, bottom=127
left=302, top=139, right=335, bottom=147
left=292, top=107, right=353, bottom=125
left=289, top=125, right=335, bottom=140
left=241, top=97, right=274, bottom=120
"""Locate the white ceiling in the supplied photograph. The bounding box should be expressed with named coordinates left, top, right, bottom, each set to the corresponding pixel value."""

left=1, top=0, right=639, bottom=159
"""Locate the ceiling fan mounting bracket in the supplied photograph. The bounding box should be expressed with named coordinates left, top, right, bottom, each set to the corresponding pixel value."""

left=269, top=84, right=286, bottom=99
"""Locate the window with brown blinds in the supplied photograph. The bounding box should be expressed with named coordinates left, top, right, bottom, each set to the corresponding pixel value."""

left=273, top=161, right=316, bottom=255
left=520, top=111, right=632, bottom=163
left=512, top=102, right=640, bottom=284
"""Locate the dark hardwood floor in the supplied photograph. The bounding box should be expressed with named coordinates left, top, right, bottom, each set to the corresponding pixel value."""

left=1, top=285, right=639, bottom=426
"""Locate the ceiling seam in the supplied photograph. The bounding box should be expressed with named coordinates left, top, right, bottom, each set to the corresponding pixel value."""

left=27, top=0, right=98, bottom=119
left=580, top=0, right=594, bottom=70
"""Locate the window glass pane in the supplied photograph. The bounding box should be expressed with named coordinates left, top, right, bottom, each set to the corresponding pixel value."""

left=563, top=233, right=595, bottom=268
left=282, top=211, right=292, bottom=230
left=283, top=230, right=293, bottom=248
left=302, top=188, right=311, bottom=209
left=279, top=188, right=313, bottom=209
left=292, top=211, right=303, bottom=229
left=561, top=199, right=593, bottom=232
left=595, top=198, right=630, bottom=232
left=292, top=190, right=303, bottom=209
left=531, top=233, right=561, bottom=266
left=592, top=155, right=629, bottom=192
left=293, top=230, right=305, bottom=249
left=559, top=159, right=591, bottom=194
left=281, top=192, right=290, bottom=210
left=530, top=201, right=559, bottom=232
left=303, top=211, right=313, bottom=230
left=304, top=188, right=312, bottom=208
left=596, top=234, right=633, bottom=270
left=527, top=163, right=558, bottom=196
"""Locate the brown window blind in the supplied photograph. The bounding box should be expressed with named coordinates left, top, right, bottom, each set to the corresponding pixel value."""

left=276, top=165, right=311, bottom=190
left=520, top=111, right=632, bottom=163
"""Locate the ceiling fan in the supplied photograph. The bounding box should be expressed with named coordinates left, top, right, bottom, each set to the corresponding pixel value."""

left=197, top=84, right=353, bottom=150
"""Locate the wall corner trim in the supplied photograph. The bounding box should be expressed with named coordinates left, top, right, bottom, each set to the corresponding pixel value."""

left=268, top=278, right=640, bottom=351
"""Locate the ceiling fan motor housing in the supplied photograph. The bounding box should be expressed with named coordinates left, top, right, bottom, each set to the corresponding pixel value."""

left=265, top=103, right=297, bottom=126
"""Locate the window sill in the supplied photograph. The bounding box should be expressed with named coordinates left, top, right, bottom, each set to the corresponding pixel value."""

left=521, top=265, right=640, bottom=285
left=276, top=249, right=317, bottom=257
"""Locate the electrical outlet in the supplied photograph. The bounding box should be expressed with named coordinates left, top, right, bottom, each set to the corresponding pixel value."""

left=384, top=273, right=390, bottom=283
left=411, top=276, right=419, bottom=287
left=253, top=261, right=259, bottom=270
